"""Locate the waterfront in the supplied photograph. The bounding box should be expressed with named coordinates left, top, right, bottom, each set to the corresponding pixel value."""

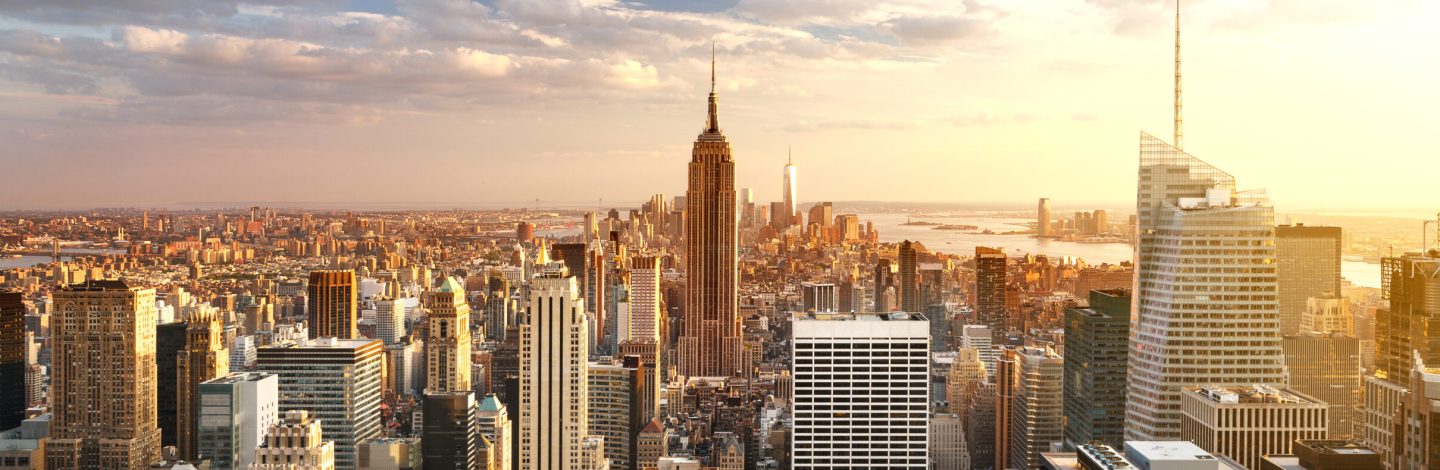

left=864, top=212, right=1383, bottom=288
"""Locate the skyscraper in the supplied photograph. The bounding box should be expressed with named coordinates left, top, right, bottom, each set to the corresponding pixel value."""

left=1363, top=250, right=1440, bottom=467
left=198, top=372, right=279, bottom=470
left=975, top=247, right=1007, bottom=342
left=898, top=240, right=919, bottom=313
left=178, top=307, right=230, bottom=461
left=1282, top=332, right=1361, bottom=439
left=308, top=269, right=358, bottom=339
left=588, top=357, right=645, bottom=470
left=627, top=256, right=662, bottom=342
left=677, top=52, right=743, bottom=378
left=425, top=277, right=472, bottom=393
left=1126, top=133, right=1288, bottom=440
left=790, top=312, right=929, bottom=469
left=1009, top=346, right=1064, bottom=470
left=422, top=390, right=481, bottom=469
left=476, top=394, right=512, bottom=470
left=0, top=291, right=24, bottom=431
left=1276, top=224, right=1343, bottom=335
left=782, top=150, right=798, bottom=228
left=1036, top=198, right=1052, bottom=237
left=518, top=273, right=592, bottom=470
left=46, top=280, right=163, bottom=469
left=1063, top=288, right=1130, bottom=449
left=259, top=337, right=384, bottom=470
left=253, top=410, right=336, bottom=469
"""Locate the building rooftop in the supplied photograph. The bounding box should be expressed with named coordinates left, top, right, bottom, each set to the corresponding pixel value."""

left=202, top=371, right=275, bottom=385
left=1185, top=385, right=1319, bottom=405
left=793, top=311, right=926, bottom=322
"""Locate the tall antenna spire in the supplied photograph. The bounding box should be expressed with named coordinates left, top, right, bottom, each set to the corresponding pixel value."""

left=787, top=145, right=792, bottom=165
left=705, top=41, right=720, bottom=133
left=1174, top=0, right=1184, bottom=150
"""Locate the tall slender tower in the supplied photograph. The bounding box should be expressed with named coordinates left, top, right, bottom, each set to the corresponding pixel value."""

left=518, top=273, right=592, bottom=470
left=898, top=240, right=919, bottom=312
left=1036, top=198, right=1052, bottom=237
left=1174, top=0, right=1184, bottom=150
left=426, top=277, right=472, bottom=393
left=0, top=290, right=23, bottom=431
left=782, top=148, right=799, bottom=228
left=177, top=308, right=229, bottom=461
left=46, top=281, right=163, bottom=469
left=677, top=47, right=743, bottom=378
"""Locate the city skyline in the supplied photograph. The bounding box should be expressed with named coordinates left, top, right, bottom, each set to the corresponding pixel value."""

left=2, top=1, right=1437, bottom=210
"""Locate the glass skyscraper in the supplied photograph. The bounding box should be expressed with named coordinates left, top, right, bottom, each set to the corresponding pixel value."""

left=1125, top=132, right=1288, bottom=440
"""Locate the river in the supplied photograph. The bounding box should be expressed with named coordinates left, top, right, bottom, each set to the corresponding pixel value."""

left=863, top=212, right=1383, bottom=288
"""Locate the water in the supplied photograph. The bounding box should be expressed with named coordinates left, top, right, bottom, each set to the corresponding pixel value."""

left=864, top=212, right=1384, bottom=288
left=0, top=255, right=72, bottom=270
left=864, top=212, right=1134, bottom=264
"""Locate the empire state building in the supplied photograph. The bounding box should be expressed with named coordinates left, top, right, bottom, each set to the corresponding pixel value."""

left=677, top=51, right=743, bottom=377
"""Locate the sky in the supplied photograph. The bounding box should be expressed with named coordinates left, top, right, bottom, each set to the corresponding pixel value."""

left=0, top=0, right=1436, bottom=211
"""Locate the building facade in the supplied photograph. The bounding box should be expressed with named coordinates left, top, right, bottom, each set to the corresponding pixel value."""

left=518, top=273, right=592, bottom=470
left=308, top=270, right=358, bottom=339
left=1179, top=386, right=1328, bottom=470
left=258, top=337, right=384, bottom=470
left=1062, top=289, right=1130, bottom=449
left=1276, top=224, right=1342, bottom=336
left=790, top=312, right=929, bottom=468
left=198, top=372, right=279, bottom=470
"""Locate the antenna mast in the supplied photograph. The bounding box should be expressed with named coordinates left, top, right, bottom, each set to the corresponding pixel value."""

left=1174, top=0, right=1184, bottom=150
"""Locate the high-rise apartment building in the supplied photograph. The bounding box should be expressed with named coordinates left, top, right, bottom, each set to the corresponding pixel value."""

left=178, top=308, right=230, bottom=460
left=198, top=372, right=279, bottom=470
left=1283, top=332, right=1361, bottom=439
left=627, top=256, right=662, bottom=342
left=1063, top=288, right=1130, bottom=449
left=588, top=357, right=645, bottom=470
left=1276, top=225, right=1343, bottom=336
left=259, top=337, right=384, bottom=470
left=1036, top=198, right=1052, bottom=237
left=425, top=277, right=472, bottom=393
left=46, top=281, right=162, bottom=469
left=253, top=410, right=336, bottom=469
left=518, top=273, right=592, bottom=470
left=1180, top=386, right=1328, bottom=470
left=1127, top=133, right=1288, bottom=440
left=677, top=57, right=743, bottom=378
left=899, top=240, right=919, bottom=313
left=975, top=247, right=1007, bottom=342
left=790, top=312, right=929, bottom=469
left=308, top=270, right=358, bottom=339
left=0, top=291, right=23, bottom=431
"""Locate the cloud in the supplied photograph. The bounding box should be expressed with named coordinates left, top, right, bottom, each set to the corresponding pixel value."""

left=882, top=14, right=989, bottom=45
left=782, top=118, right=920, bottom=132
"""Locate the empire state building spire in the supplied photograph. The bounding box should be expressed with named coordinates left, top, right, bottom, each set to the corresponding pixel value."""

left=705, top=42, right=720, bottom=134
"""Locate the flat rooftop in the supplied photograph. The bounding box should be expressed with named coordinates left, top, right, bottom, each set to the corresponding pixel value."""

left=1186, top=385, right=1318, bottom=405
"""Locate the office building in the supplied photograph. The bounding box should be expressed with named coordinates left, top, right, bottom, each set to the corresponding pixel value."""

left=899, top=240, right=919, bottom=313
left=198, top=372, right=279, bottom=470
left=677, top=56, right=743, bottom=378
left=1124, top=441, right=1237, bottom=470
left=1180, top=386, right=1328, bottom=470
left=476, top=394, right=511, bottom=470
left=782, top=153, right=798, bottom=228
left=1282, top=333, right=1361, bottom=439
left=1063, top=289, right=1130, bottom=449
left=374, top=297, right=406, bottom=345
left=309, top=270, right=359, bottom=339
left=425, top=277, right=472, bottom=393
left=960, top=324, right=996, bottom=378
left=994, top=347, right=1018, bottom=470
left=791, top=312, right=929, bottom=468
left=518, top=273, right=592, bottom=470
left=0, top=417, right=45, bottom=470
left=1128, top=134, right=1288, bottom=440
left=1364, top=250, right=1440, bottom=467
left=178, top=308, right=230, bottom=460
left=358, top=437, right=422, bottom=470
left=253, top=410, right=336, bottom=469
left=963, top=381, right=997, bottom=469
left=259, top=337, right=385, bottom=470
left=799, top=282, right=836, bottom=313
left=1037, top=198, right=1052, bottom=237
left=0, top=291, right=22, bottom=431
left=1259, top=440, right=1381, bottom=470
left=1300, top=294, right=1352, bottom=335
left=975, top=247, right=1007, bottom=341
left=930, top=413, right=969, bottom=470
left=1276, top=225, right=1342, bottom=336
left=158, top=320, right=187, bottom=450
left=1010, top=346, right=1064, bottom=470
left=421, top=390, right=480, bottom=469
left=46, top=281, right=162, bottom=469
left=485, top=272, right=510, bottom=342
left=588, top=357, right=645, bottom=470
